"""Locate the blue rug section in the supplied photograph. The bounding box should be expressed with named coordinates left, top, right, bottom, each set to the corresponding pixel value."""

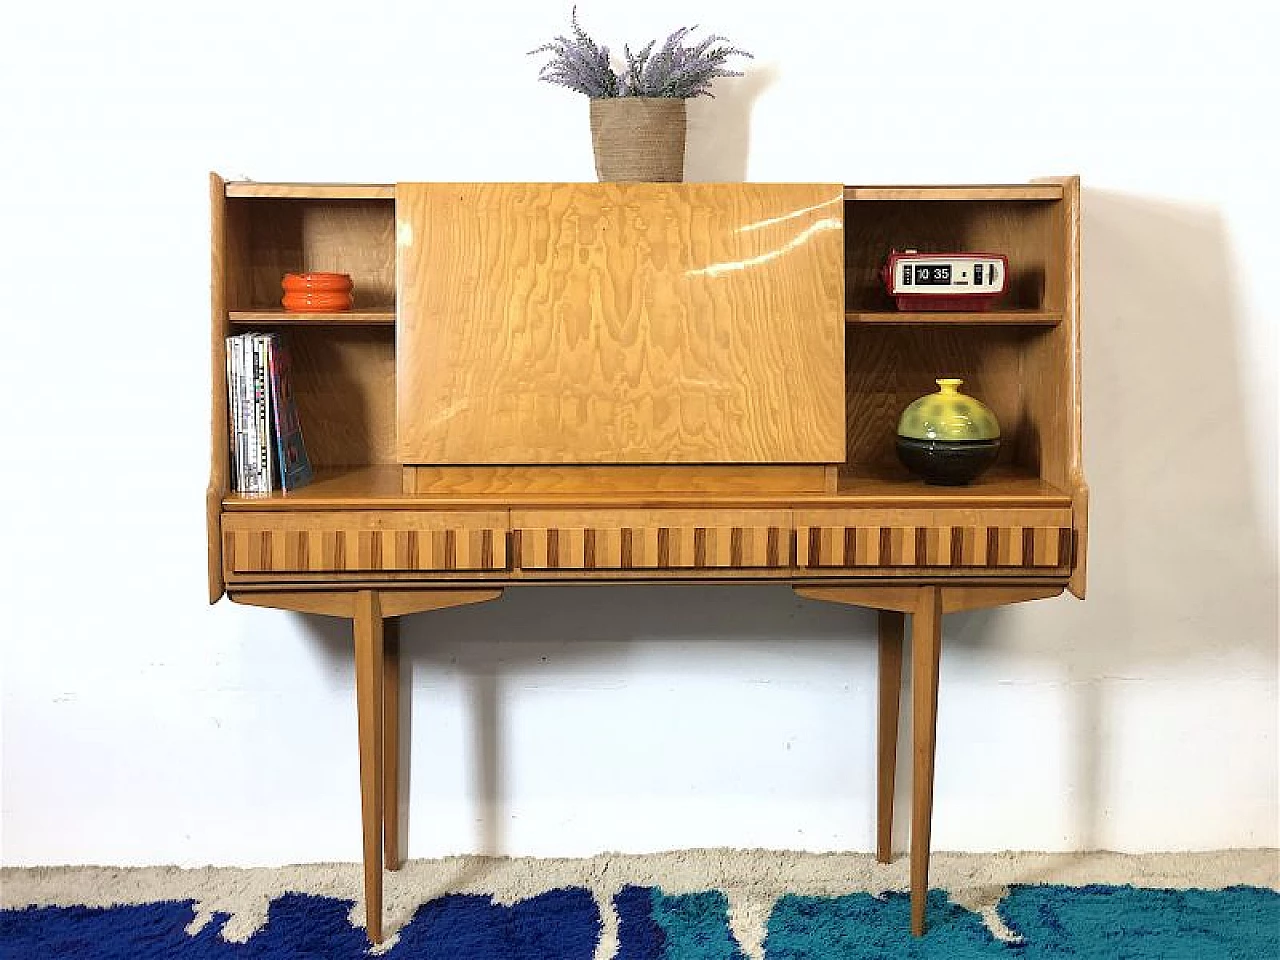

left=765, top=885, right=1280, bottom=959
left=0, top=888, right=599, bottom=959
left=2, top=883, right=1276, bottom=958
left=615, top=886, right=747, bottom=960
left=0, top=894, right=368, bottom=958
left=616, top=885, right=668, bottom=960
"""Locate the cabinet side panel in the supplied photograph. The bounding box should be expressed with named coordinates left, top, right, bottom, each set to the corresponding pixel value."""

left=1019, top=184, right=1081, bottom=492
left=208, top=173, right=229, bottom=603
left=1059, top=176, right=1086, bottom=596
left=396, top=183, right=846, bottom=464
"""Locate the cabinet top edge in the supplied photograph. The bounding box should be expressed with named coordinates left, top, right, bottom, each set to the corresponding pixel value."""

left=224, top=182, right=395, bottom=199
left=221, top=181, right=1073, bottom=202
left=844, top=184, right=1067, bottom=201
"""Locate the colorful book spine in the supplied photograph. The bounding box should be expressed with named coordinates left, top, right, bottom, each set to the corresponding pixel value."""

left=226, top=336, right=239, bottom=492
left=228, top=334, right=250, bottom=494
left=252, top=334, right=274, bottom=494
left=225, top=331, right=314, bottom=495
left=266, top=333, right=314, bottom=492
left=243, top=334, right=262, bottom=494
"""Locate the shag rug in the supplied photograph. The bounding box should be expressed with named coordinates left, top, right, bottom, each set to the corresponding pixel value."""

left=2, top=849, right=1277, bottom=958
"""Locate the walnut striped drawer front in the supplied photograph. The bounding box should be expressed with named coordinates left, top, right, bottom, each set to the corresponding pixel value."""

left=795, top=508, right=1073, bottom=570
left=223, top=511, right=508, bottom=575
left=512, top=509, right=792, bottom=570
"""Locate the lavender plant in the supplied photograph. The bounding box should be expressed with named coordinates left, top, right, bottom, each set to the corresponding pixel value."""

left=530, top=8, right=752, bottom=99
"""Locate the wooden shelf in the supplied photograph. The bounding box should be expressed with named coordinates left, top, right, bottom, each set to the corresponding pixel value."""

left=224, top=465, right=1069, bottom=511
left=847, top=310, right=1062, bottom=326
left=229, top=310, right=395, bottom=326
left=844, top=184, right=1063, bottom=202
left=225, top=182, right=394, bottom=200
left=834, top=465, right=1070, bottom=505
left=224, top=466, right=406, bottom=508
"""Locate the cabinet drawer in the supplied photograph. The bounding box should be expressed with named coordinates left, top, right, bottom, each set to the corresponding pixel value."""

left=223, top=511, right=509, bottom=575
left=795, top=508, right=1073, bottom=570
left=512, top=509, right=792, bottom=570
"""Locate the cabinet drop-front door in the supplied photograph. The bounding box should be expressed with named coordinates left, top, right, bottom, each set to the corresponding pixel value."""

left=396, top=182, right=845, bottom=465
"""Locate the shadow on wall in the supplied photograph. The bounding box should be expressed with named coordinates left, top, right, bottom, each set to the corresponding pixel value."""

left=1077, top=188, right=1275, bottom=657
left=942, top=188, right=1277, bottom=849
left=395, top=584, right=870, bottom=857
left=683, top=65, right=777, bottom=182
left=292, top=189, right=1276, bottom=858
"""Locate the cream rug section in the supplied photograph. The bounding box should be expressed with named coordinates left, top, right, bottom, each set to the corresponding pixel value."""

left=3, top=849, right=1277, bottom=958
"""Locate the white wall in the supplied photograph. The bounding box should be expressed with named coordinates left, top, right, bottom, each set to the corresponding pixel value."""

left=1, top=0, right=1276, bottom=867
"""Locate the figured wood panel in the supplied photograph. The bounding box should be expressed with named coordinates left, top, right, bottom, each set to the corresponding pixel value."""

left=795, top=507, right=1072, bottom=570
left=223, top=511, right=509, bottom=574
left=397, top=182, right=845, bottom=464
left=512, top=508, right=793, bottom=570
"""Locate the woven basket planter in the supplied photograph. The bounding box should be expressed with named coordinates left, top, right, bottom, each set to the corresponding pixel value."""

left=589, top=98, right=687, bottom=182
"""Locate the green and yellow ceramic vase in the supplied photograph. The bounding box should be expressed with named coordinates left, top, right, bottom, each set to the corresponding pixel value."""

left=896, top=378, right=1001, bottom=485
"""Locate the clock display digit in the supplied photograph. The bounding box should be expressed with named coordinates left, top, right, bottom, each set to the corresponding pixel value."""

left=913, top=264, right=951, bottom=285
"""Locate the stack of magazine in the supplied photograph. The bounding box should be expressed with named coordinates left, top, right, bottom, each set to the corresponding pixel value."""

left=226, top=332, right=314, bottom=495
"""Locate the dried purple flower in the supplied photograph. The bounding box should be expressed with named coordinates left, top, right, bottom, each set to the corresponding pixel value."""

left=530, top=8, right=753, bottom=99
left=528, top=7, right=618, bottom=97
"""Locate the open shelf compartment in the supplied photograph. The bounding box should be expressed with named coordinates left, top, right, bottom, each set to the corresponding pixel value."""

left=844, top=196, right=1068, bottom=316
left=843, top=322, right=1074, bottom=494
left=224, top=196, right=396, bottom=313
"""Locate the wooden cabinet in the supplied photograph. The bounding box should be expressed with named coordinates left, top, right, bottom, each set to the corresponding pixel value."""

left=206, top=176, right=1085, bottom=943
left=208, top=178, right=1083, bottom=594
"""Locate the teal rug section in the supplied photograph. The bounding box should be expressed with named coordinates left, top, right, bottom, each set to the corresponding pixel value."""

left=765, top=890, right=998, bottom=958
left=1000, top=884, right=1280, bottom=959
left=765, top=885, right=1280, bottom=959
left=651, top=888, right=747, bottom=960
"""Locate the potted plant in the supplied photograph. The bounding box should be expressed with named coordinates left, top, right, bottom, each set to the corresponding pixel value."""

left=529, top=8, right=753, bottom=182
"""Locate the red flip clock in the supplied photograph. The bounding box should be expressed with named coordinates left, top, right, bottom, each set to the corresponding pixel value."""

left=882, top=249, right=1009, bottom=311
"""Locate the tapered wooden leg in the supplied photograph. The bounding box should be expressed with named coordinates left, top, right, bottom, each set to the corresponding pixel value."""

left=383, top=617, right=401, bottom=871
left=353, top=591, right=385, bottom=943
left=877, top=610, right=905, bottom=864
left=910, top=586, right=943, bottom=936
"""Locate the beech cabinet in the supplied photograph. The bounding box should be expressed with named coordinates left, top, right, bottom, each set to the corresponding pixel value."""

left=206, top=176, right=1085, bottom=943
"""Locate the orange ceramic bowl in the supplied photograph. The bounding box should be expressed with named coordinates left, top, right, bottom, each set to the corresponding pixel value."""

left=281, top=272, right=353, bottom=311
